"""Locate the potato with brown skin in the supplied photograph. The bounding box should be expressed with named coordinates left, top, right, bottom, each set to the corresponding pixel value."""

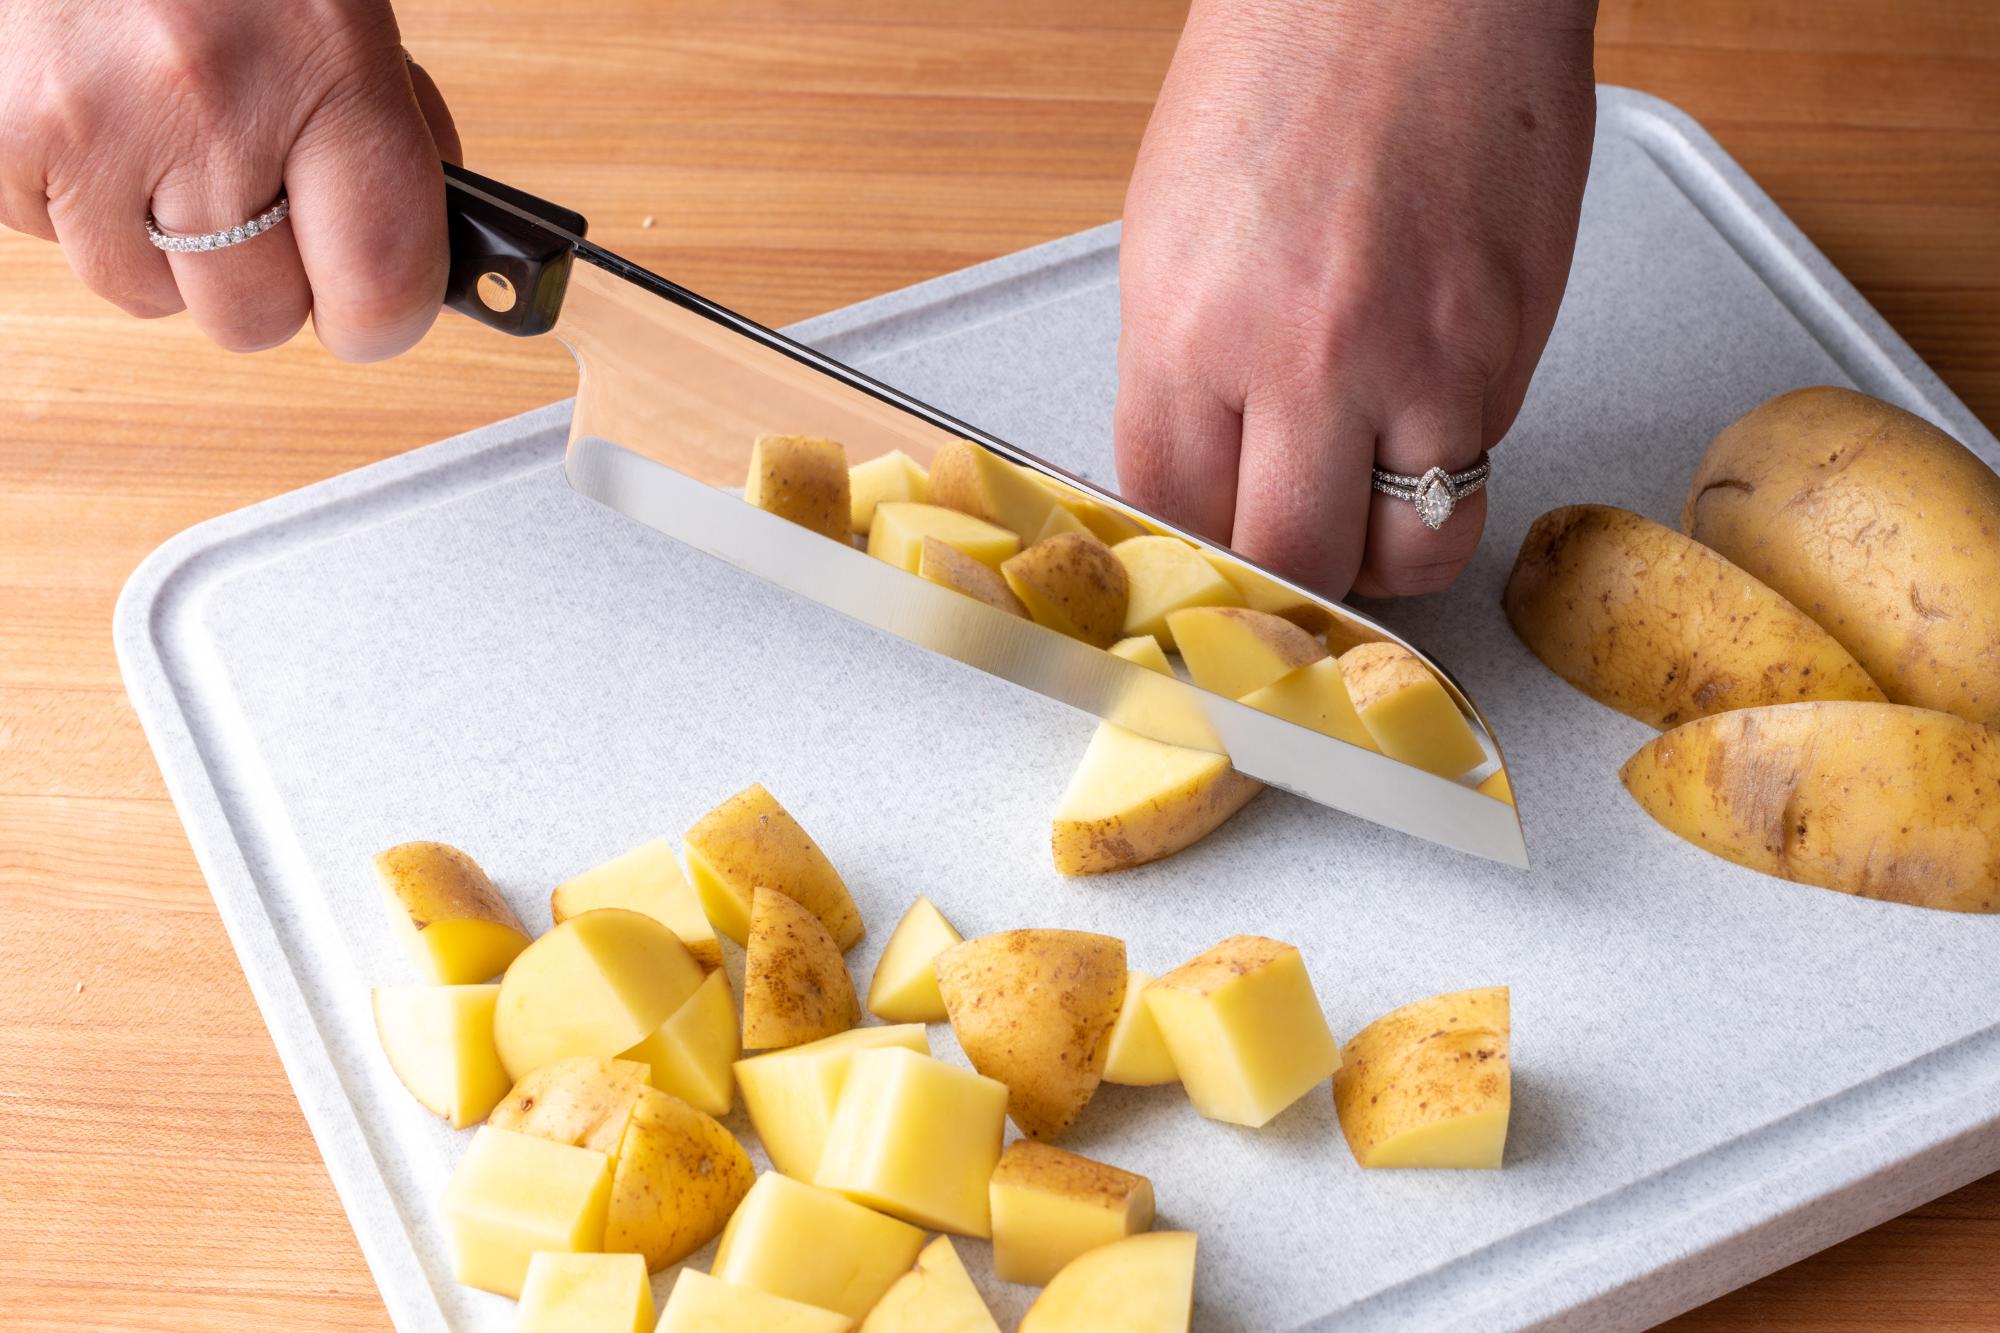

left=919, top=537, right=1027, bottom=617
left=742, top=886, right=861, bottom=1049
left=935, top=929, right=1126, bottom=1139
left=683, top=784, right=863, bottom=949
left=375, top=841, right=530, bottom=985
left=1505, top=504, right=1884, bottom=728
left=1167, top=606, right=1326, bottom=699
left=745, top=434, right=851, bottom=541
left=1620, top=702, right=2000, bottom=913
left=487, top=1056, right=652, bottom=1155
left=1002, top=532, right=1131, bottom=648
left=1683, top=386, right=2000, bottom=726
left=604, top=1086, right=755, bottom=1270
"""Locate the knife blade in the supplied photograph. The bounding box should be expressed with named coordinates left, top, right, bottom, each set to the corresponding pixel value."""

left=440, top=163, right=1527, bottom=868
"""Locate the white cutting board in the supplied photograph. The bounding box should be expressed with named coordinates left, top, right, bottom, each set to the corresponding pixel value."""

left=115, top=89, right=2000, bottom=1331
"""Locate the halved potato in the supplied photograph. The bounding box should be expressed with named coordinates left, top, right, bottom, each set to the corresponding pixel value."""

left=744, top=886, right=861, bottom=1049
left=849, top=449, right=929, bottom=535
left=493, top=909, right=705, bottom=1080
left=1018, top=1232, right=1197, bottom=1333
left=1333, top=986, right=1510, bottom=1168
left=1168, top=606, right=1327, bottom=699
left=1001, top=532, right=1130, bottom=648
left=866, top=896, right=963, bottom=1024
left=604, top=1087, right=755, bottom=1270
left=487, top=1055, right=652, bottom=1155
left=868, top=501, right=1020, bottom=573
left=1051, top=724, right=1261, bottom=876
left=1339, top=642, right=1486, bottom=779
left=375, top=841, right=529, bottom=985
left=551, top=838, right=720, bottom=971
left=919, top=538, right=1027, bottom=617
left=372, top=984, right=512, bottom=1128
left=1112, top=537, right=1240, bottom=646
left=684, top=784, right=862, bottom=949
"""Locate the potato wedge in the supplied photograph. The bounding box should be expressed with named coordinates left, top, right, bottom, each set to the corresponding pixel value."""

left=1333, top=986, right=1510, bottom=1168
left=1476, top=767, right=1515, bottom=805
left=1504, top=504, right=1883, bottom=728
left=1112, top=536, right=1240, bottom=646
left=989, top=1140, right=1155, bottom=1286
left=684, top=783, right=862, bottom=949
left=487, top=1055, right=652, bottom=1155
left=868, top=501, right=1021, bottom=573
left=604, top=1086, right=755, bottom=1270
left=743, top=886, right=861, bottom=1049
left=919, top=537, right=1027, bottom=617
left=746, top=434, right=851, bottom=541
left=1002, top=532, right=1130, bottom=648
left=1100, top=970, right=1177, bottom=1087
left=735, top=1024, right=931, bottom=1180
left=660, top=1271, right=855, bottom=1333
left=866, top=896, right=963, bottom=1023
left=927, top=437, right=1061, bottom=539
left=622, top=967, right=739, bottom=1116
left=1620, top=702, right=2000, bottom=912
left=374, top=841, right=529, bottom=985
left=1339, top=642, right=1486, bottom=779
left=1051, top=723, right=1262, bottom=876
left=1168, top=606, right=1327, bottom=699
left=934, top=929, right=1126, bottom=1139
left=1239, top=657, right=1377, bottom=751
left=493, top=909, right=705, bottom=1080
left=551, top=837, right=721, bottom=971
left=1018, top=1231, right=1197, bottom=1333
left=1199, top=551, right=1333, bottom=633
left=849, top=449, right=929, bottom=535
left=859, top=1235, right=999, bottom=1333
left=372, top=984, right=512, bottom=1129
left=1036, top=480, right=1149, bottom=545
left=1684, top=386, right=2000, bottom=726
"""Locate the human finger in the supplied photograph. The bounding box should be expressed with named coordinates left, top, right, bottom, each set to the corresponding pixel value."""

left=150, top=162, right=312, bottom=353
left=1349, top=397, right=1489, bottom=598
left=46, top=174, right=183, bottom=319
left=1226, top=384, right=1378, bottom=597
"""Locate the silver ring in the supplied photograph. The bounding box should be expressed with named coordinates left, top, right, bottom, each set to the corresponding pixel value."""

left=145, top=192, right=290, bottom=254
left=1371, top=451, right=1491, bottom=530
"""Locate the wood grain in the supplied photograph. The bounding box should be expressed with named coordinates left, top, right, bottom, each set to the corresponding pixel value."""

left=1, top=2, right=1994, bottom=1329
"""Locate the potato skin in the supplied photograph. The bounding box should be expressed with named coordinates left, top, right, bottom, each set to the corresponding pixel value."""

left=1620, top=702, right=2000, bottom=913
left=1505, top=504, right=1883, bottom=728
left=742, top=886, right=861, bottom=1049
left=1683, top=387, right=2000, bottom=726
left=1002, top=532, right=1131, bottom=648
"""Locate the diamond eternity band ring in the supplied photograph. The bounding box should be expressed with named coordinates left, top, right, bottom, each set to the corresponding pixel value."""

left=1370, top=452, right=1492, bottom=530
left=145, top=192, right=291, bottom=255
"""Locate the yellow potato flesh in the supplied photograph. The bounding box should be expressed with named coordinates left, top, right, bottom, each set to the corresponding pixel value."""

left=1101, top=970, right=1178, bottom=1087
left=622, top=968, right=739, bottom=1116
left=1168, top=606, right=1327, bottom=699
left=440, top=1126, right=613, bottom=1299
left=711, top=1173, right=926, bottom=1321
left=1199, top=551, right=1333, bottom=632
left=746, top=434, right=851, bottom=542
left=486, top=1055, right=652, bottom=1156
left=1332, top=986, right=1510, bottom=1168
left=493, top=909, right=705, bottom=1081
left=743, top=885, right=860, bottom=1049
left=1108, top=634, right=1173, bottom=676
left=849, top=450, right=929, bottom=535
left=374, top=840, right=529, bottom=985
left=1476, top=767, right=1515, bottom=805
left=659, top=1270, right=855, bottom=1333
left=1112, top=537, right=1241, bottom=645
left=1239, top=656, right=1378, bottom=752
left=989, top=1140, right=1155, bottom=1287
left=1144, top=937, right=1341, bottom=1128
left=1339, top=642, right=1487, bottom=779
left=515, top=1252, right=654, bottom=1333
left=1051, top=723, right=1262, bottom=876
left=605, top=1087, right=755, bottom=1271
left=859, top=1235, right=999, bottom=1333
left=926, top=438, right=1061, bottom=539
left=814, top=1047, right=1008, bottom=1237
left=866, top=896, right=963, bottom=1024
left=1034, top=503, right=1093, bottom=543
left=919, top=536, right=1027, bottom=617
left=372, top=984, right=511, bottom=1129
left=868, top=501, right=1020, bottom=574
left=551, top=837, right=720, bottom=971
left=684, top=783, right=863, bottom=948
left=1018, top=1231, right=1198, bottom=1333
left=735, top=1024, right=932, bottom=1179
left=1001, top=532, right=1130, bottom=648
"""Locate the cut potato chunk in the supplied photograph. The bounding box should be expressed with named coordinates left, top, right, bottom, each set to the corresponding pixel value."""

left=374, top=841, right=529, bottom=985
left=1339, top=642, right=1486, bottom=779
left=712, top=1172, right=926, bottom=1320
left=1476, top=767, right=1514, bottom=805
left=1051, top=724, right=1262, bottom=876
left=493, top=909, right=705, bottom=1081
left=1168, top=606, right=1327, bottom=699
left=815, top=1047, right=1007, bottom=1236
left=746, top=434, right=851, bottom=542
left=1114, top=537, right=1241, bottom=646
left=441, top=1126, right=612, bottom=1299
left=515, top=1252, right=654, bottom=1333
left=550, top=838, right=720, bottom=972
left=1239, top=657, right=1377, bottom=752
left=487, top=1056, right=651, bottom=1156
left=1018, top=1231, right=1197, bottom=1333
left=660, top=1270, right=855, bottom=1333
left=849, top=449, right=929, bottom=535
left=744, top=886, right=860, bottom=1049
left=605, top=1087, right=755, bottom=1270
left=1199, top=551, right=1333, bottom=633
left=935, top=929, right=1125, bottom=1140
left=859, top=1235, right=999, bottom=1333
left=1108, top=634, right=1172, bottom=676
left=1333, top=986, right=1510, bottom=1168
left=1145, top=936, right=1340, bottom=1128
left=927, top=438, right=1062, bottom=540
left=621, top=968, right=739, bottom=1115
left=735, top=1025, right=931, bottom=1179
left=919, top=537, right=1027, bottom=617
left=990, top=1141, right=1155, bottom=1286
left=866, top=896, right=963, bottom=1024
left=1621, top=702, right=2000, bottom=912
left=1100, top=970, right=1177, bottom=1087
left=372, top=984, right=512, bottom=1129
left=868, top=501, right=1020, bottom=574
left=1033, top=503, right=1092, bottom=544
left=684, top=784, right=863, bottom=949
left=1002, top=532, right=1130, bottom=648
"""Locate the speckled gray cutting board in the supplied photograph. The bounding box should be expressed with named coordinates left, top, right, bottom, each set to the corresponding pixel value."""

left=115, top=89, right=2000, bottom=1333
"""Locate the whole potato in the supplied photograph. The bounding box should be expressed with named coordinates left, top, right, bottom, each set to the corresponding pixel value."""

left=1683, top=387, right=2000, bottom=726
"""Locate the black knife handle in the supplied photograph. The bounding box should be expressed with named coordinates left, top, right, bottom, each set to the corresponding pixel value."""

left=442, top=162, right=587, bottom=338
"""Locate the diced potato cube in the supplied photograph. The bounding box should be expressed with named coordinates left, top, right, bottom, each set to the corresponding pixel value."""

left=683, top=784, right=862, bottom=949
left=868, top=502, right=1020, bottom=574
left=515, top=1252, right=653, bottom=1333
left=735, top=1025, right=932, bottom=1179
left=372, top=984, right=512, bottom=1128
left=865, top=896, right=963, bottom=1024
left=1113, top=537, right=1241, bottom=645
left=1144, top=937, right=1340, bottom=1128
left=1333, top=986, right=1511, bottom=1168
left=1238, top=656, right=1377, bottom=752
left=711, top=1173, right=925, bottom=1320
left=919, top=538, right=1026, bottom=617
left=441, top=1126, right=612, bottom=1298
left=814, top=1047, right=1007, bottom=1236
left=492, top=908, right=705, bottom=1081
left=1018, top=1232, right=1197, bottom=1333
left=859, top=1235, right=998, bottom=1333
left=1100, top=971, right=1177, bottom=1087
left=989, top=1141, right=1155, bottom=1286
left=1338, top=642, right=1487, bottom=779
left=1167, top=606, right=1327, bottom=699
left=622, top=968, right=739, bottom=1116
left=375, top=841, right=530, bottom=985
left=746, top=434, right=850, bottom=542
left=927, top=438, right=1061, bottom=539
left=550, top=838, right=720, bottom=971
left=659, top=1269, right=854, bottom=1332
left=849, top=450, right=929, bottom=535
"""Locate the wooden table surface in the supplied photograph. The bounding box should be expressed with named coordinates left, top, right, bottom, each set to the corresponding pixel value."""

left=2, top=2, right=1995, bottom=1328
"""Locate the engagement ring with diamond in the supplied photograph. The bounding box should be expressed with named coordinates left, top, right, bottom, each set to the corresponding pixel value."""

left=1370, top=452, right=1492, bottom=530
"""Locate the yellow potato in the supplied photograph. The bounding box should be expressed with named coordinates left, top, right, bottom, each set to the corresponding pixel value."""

left=1034, top=503, right=1093, bottom=543
left=1199, top=551, right=1334, bottom=633
left=622, top=967, right=739, bottom=1115
left=927, top=438, right=1061, bottom=539
left=493, top=909, right=705, bottom=1080
left=1051, top=723, right=1262, bottom=876
left=684, top=783, right=863, bottom=949
left=919, top=537, right=1027, bottom=618
left=659, top=1270, right=855, bottom=1333
left=1339, top=642, right=1486, bottom=779
left=868, top=501, right=1021, bottom=573
left=374, top=841, right=529, bottom=985
left=604, top=1087, right=755, bottom=1271
left=814, top=1047, right=1008, bottom=1237
left=859, top=1235, right=999, bottom=1333
left=849, top=449, right=929, bottom=535
left=989, top=1141, right=1155, bottom=1286
left=1108, top=634, right=1173, bottom=675
left=487, top=1055, right=652, bottom=1155
left=866, top=896, right=963, bottom=1024
left=1018, top=1232, right=1198, bottom=1333
left=1620, top=702, right=2000, bottom=912
left=551, top=837, right=720, bottom=972
left=1100, top=969, right=1177, bottom=1087
left=441, top=1126, right=613, bottom=1298
left=372, top=984, right=512, bottom=1129
left=1001, top=532, right=1131, bottom=648
left=743, top=886, right=861, bottom=1049
left=1168, top=606, right=1327, bottom=699
left=1333, top=986, right=1511, bottom=1168
left=735, top=1024, right=932, bottom=1179
left=746, top=434, right=851, bottom=542
left=1112, top=536, right=1241, bottom=646
left=1476, top=767, right=1515, bottom=805
left=1504, top=504, right=1883, bottom=728
left=711, top=1172, right=926, bottom=1320
left=1684, top=386, right=2000, bottom=726
left=934, top=928, right=1126, bottom=1139
left=1238, top=656, right=1377, bottom=751
left=516, top=1252, right=654, bottom=1333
